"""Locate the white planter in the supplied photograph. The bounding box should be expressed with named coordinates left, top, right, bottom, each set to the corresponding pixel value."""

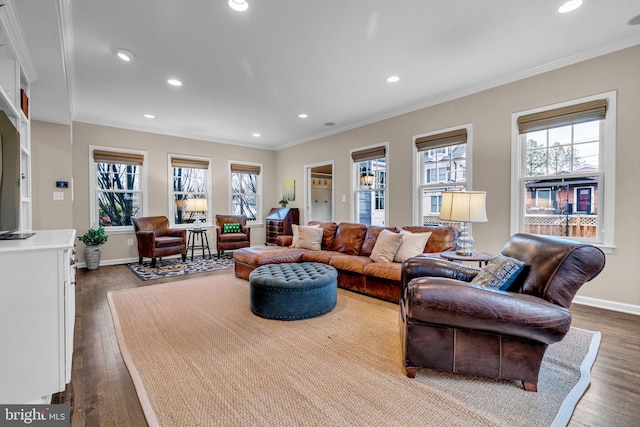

left=85, top=245, right=102, bottom=270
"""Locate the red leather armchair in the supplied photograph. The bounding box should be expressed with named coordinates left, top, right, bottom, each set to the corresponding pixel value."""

left=132, top=216, right=187, bottom=267
left=400, top=233, right=605, bottom=391
left=215, top=214, right=251, bottom=258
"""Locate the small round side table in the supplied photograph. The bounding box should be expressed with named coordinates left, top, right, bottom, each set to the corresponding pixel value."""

left=188, top=229, right=212, bottom=261
left=440, top=250, right=494, bottom=267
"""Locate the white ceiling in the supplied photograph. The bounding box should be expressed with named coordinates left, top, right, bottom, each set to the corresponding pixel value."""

left=13, top=0, right=640, bottom=150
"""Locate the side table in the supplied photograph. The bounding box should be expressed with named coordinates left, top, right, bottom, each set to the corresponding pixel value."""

left=440, top=250, right=494, bottom=267
left=188, top=229, right=212, bottom=261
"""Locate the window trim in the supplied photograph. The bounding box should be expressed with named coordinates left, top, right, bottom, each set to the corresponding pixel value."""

left=89, top=145, right=148, bottom=234
left=228, top=160, right=263, bottom=227
left=167, top=153, right=212, bottom=228
left=412, top=124, right=473, bottom=225
left=510, top=91, right=616, bottom=252
left=350, top=142, right=389, bottom=226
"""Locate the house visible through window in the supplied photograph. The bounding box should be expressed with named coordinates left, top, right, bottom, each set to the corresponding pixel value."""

left=230, top=162, right=260, bottom=222
left=415, top=127, right=468, bottom=226
left=352, top=145, right=387, bottom=226
left=513, top=95, right=614, bottom=246
left=170, top=155, right=211, bottom=226
left=91, top=147, right=146, bottom=228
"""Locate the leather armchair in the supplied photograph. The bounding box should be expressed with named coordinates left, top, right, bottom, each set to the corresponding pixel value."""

left=215, top=214, right=251, bottom=258
left=132, top=216, right=187, bottom=267
left=400, top=233, right=605, bottom=391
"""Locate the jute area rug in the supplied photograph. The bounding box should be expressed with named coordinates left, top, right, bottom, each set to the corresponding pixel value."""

left=127, top=255, right=234, bottom=281
left=108, top=273, right=600, bottom=427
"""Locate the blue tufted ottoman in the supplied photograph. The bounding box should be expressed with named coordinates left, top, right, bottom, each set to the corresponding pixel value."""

left=249, top=262, right=338, bottom=320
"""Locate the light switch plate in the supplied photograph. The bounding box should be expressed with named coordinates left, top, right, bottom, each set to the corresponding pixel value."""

left=53, top=191, right=64, bottom=201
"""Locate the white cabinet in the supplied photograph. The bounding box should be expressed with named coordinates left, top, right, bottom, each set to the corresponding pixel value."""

left=0, top=229, right=76, bottom=403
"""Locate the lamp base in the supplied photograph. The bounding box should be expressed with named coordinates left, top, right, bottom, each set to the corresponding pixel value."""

left=455, top=221, right=475, bottom=257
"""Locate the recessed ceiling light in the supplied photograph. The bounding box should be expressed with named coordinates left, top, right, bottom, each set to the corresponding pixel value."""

left=144, top=114, right=155, bottom=119
left=167, top=78, right=183, bottom=87
left=298, top=113, right=308, bottom=119
left=324, top=122, right=335, bottom=127
left=386, top=75, right=400, bottom=83
left=252, top=132, right=261, bottom=137
left=228, top=0, right=249, bottom=12
left=114, top=48, right=135, bottom=62
left=558, top=0, right=582, bottom=13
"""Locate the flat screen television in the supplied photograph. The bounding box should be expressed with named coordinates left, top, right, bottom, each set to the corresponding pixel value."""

left=0, top=110, right=21, bottom=239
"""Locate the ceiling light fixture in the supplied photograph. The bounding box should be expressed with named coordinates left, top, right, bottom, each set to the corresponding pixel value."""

left=114, top=48, right=135, bottom=62
left=144, top=114, right=155, bottom=119
left=558, top=0, right=582, bottom=13
left=167, top=78, right=183, bottom=87
left=228, top=0, right=249, bottom=12
left=298, top=113, right=308, bottom=119
left=252, top=132, right=261, bottom=137
left=386, top=75, right=400, bottom=83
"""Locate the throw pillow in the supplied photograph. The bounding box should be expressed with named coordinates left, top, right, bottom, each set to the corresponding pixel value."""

left=291, top=224, right=320, bottom=247
left=369, top=229, right=403, bottom=263
left=223, top=223, right=241, bottom=233
left=294, top=226, right=324, bottom=250
left=393, top=231, right=432, bottom=263
left=470, top=254, right=526, bottom=291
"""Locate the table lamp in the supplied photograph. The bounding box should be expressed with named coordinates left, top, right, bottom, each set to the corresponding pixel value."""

left=439, top=191, right=487, bottom=256
left=186, top=198, right=208, bottom=229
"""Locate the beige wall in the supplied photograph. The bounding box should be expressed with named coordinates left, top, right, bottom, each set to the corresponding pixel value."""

left=69, top=122, right=276, bottom=264
left=29, top=45, right=640, bottom=310
left=276, top=45, right=640, bottom=309
left=31, top=121, right=73, bottom=229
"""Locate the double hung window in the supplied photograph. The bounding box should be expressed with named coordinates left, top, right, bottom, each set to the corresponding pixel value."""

left=169, top=155, right=211, bottom=227
left=414, top=128, right=468, bottom=225
left=512, top=93, right=615, bottom=247
left=91, top=147, right=146, bottom=229
left=230, top=162, right=261, bottom=223
left=352, top=145, right=387, bottom=226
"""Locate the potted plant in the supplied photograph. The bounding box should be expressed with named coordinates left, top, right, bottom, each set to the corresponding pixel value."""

left=78, top=226, right=109, bottom=270
left=278, top=198, right=289, bottom=208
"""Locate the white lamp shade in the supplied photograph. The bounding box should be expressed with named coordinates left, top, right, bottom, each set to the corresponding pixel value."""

left=186, top=198, right=208, bottom=212
left=439, top=191, right=487, bottom=222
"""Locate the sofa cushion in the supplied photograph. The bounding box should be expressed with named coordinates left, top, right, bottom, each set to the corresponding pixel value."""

left=294, top=226, right=323, bottom=250
left=363, top=262, right=402, bottom=282
left=308, top=221, right=339, bottom=249
left=291, top=224, right=319, bottom=247
left=370, top=229, right=403, bottom=263
left=402, top=225, right=458, bottom=253
left=471, top=254, right=526, bottom=291
left=394, top=231, right=432, bottom=262
left=329, top=255, right=373, bottom=274
left=329, top=222, right=368, bottom=255
left=360, top=225, right=399, bottom=257
left=301, top=250, right=343, bottom=264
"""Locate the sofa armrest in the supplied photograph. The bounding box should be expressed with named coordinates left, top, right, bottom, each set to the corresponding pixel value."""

left=135, top=231, right=156, bottom=253
left=277, top=235, right=293, bottom=246
left=405, top=278, right=572, bottom=344
left=402, top=256, right=480, bottom=284
left=165, top=228, right=187, bottom=240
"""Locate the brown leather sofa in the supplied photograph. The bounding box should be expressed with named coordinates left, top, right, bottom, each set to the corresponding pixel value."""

left=234, top=221, right=458, bottom=302
left=400, top=233, right=605, bottom=391
left=132, top=216, right=187, bottom=267
left=215, top=214, right=251, bottom=258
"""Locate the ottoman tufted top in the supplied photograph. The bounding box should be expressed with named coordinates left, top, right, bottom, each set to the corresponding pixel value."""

left=249, top=262, right=338, bottom=289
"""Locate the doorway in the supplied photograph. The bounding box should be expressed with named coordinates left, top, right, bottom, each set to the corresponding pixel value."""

left=306, top=162, right=333, bottom=223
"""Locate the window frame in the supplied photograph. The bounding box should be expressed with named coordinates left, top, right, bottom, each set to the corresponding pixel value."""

left=412, top=124, right=473, bottom=226
left=228, top=160, right=263, bottom=226
left=350, top=143, right=389, bottom=226
left=510, top=91, right=616, bottom=252
left=89, top=145, right=148, bottom=234
left=167, top=154, right=212, bottom=228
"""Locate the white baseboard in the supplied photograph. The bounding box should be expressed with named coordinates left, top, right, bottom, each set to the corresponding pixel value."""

left=76, top=254, right=183, bottom=269
left=573, top=295, right=640, bottom=316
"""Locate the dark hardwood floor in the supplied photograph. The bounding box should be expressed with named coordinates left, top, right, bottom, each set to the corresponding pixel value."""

left=56, top=264, right=640, bottom=426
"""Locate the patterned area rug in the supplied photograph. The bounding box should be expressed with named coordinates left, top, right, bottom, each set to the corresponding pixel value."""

left=127, top=255, right=234, bottom=281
